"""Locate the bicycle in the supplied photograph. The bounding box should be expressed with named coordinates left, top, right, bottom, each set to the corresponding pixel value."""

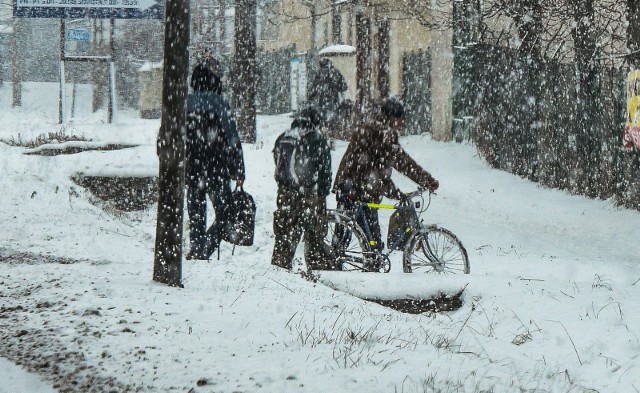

left=323, top=189, right=470, bottom=274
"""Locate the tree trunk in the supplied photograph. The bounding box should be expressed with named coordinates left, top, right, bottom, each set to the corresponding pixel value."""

left=233, top=0, right=257, bottom=143
left=517, top=0, right=543, bottom=181
left=309, top=4, right=317, bottom=53
left=627, top=0, right=640, bottom=69
left=218, top=0, right=227, bottom=54
left=625, top=0, right=640, bottom=207
left=451, top=0, right=479, bottom=142
left=92, top=20, right=105, bottom=113
left=12, top=18, right=22, bottom=107
left=153, top=0, right=190, bottom=287
left=355, top=11, right=371, bottom=121
left=377, top=18, right=390, bottom=99
left=516, top=0, right=543, bottom=57
left=572, top=0, right=601, bottom=197
left=332, top=3, right=342, bottom=44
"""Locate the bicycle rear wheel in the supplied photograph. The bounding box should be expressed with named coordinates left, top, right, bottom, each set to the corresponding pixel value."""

left=403, top=226, right=470, bottom=274
left=324, top=210, right=372, bottom=271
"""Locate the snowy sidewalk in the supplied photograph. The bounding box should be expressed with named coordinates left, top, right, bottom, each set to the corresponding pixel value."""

left=1, top=82, right=639, bottom=392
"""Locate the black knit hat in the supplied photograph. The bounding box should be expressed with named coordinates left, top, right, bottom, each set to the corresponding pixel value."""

left=381, top=97, right=405, bottom=118
left=191, top=63, right=222, bottom=93
left=292, top=104, right=323, bottom=129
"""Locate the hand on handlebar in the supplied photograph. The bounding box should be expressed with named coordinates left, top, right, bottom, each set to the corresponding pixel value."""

left=335, top=187, right=357, bottom=202
left=429, top=179, right=439, bottom=192
left=417, top=183, right=438, bottom=194
left=417, top=179, right=438, bottom=194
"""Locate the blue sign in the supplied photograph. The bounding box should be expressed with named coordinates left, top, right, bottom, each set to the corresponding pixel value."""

left=13, top=0, right=163, bottom=19
left=66, top=28, right=90, bottom=41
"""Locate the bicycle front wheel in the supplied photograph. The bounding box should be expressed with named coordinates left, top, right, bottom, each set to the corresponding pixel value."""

left=403, top=226, right=470, bottom=274
left=324, top=210, right=372, bottom=271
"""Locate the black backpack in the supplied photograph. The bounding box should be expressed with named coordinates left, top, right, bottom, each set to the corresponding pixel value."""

left=222, top=187, right=256, bottom=247
left=387, top=209, right=417, bottom=250
left=274, top=130, right=315, bottom=188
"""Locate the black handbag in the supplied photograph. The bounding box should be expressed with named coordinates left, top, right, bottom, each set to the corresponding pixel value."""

left=222, top=186, right=256, bottom=246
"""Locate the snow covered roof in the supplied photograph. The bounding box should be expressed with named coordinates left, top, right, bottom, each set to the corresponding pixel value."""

left=318, top=44, right=356, bottom=56
left=139, top=61, right=163, bottom=72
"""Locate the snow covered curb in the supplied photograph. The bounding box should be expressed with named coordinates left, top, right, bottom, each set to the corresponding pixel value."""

left=23, top=141, right=138, bottom=156
left=316, top=271, right=469, bottom=301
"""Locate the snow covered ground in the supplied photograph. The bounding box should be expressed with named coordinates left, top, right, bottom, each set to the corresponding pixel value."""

left=1, top=82, right=639, bottom=392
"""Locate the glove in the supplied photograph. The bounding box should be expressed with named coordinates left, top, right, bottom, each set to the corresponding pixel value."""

left=392, top=187, right=405, bottom=201
left=337, top=183, right=356, bottom=201
left=428, top=179, right=439, bottom=192
left=236, top=176, right=245, bottom=189
left=345, top=189, right=357, bottom=201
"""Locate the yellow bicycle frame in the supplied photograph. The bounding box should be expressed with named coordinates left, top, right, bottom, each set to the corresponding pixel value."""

left=363, top=202, right=411, bottom=247
left=365, top=203, right=395, bottom=210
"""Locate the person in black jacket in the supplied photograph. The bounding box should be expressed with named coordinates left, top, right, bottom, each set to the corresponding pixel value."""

left=186, top=60, right=245, bottom=260
left=271, top=105, right=337, bottom=270
left=191, top=47, right=223, bottom=87
left=308, top=58, right=348, bottom=127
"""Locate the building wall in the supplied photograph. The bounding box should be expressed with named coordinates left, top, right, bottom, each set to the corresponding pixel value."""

left=265, top=0, right=454, bottom=138
left=265, top=0, right=316, bottom=53
left=265, top=5, right=446, bottom=90
left=430, top=28, right=454, bottom=141
left=324, top=54, right=356, bottom=101
left=2, top=17, right=163, bottom=109
left=389, top=17, right=432, bottom=97
left=429, top=1, right=454, bottom=141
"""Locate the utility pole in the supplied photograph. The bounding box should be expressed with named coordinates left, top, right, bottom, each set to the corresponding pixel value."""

left=233, top=0, right=257, bottom=143
left=153, top=0, right=190, bottom=287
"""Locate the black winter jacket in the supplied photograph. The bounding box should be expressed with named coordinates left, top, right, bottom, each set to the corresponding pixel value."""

left=186, top=92, right=245, bottom=184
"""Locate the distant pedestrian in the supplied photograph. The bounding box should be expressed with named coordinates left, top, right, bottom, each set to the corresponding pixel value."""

left=271, top=105, right=337, bottom=270
left=185, top=58, right=245, bottom=260
left=308, top=58, right=348, bottom=127
left=191, top=48, right=222, bottom=91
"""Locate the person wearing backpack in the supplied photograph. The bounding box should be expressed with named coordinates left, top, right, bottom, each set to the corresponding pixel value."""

left=185, top=58, right=245, bottom=260
left=333, top=97, right=439, bottom=253
left=271, top=105, right=336, bottom=270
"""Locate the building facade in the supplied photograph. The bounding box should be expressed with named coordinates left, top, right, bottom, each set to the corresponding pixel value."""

left=261, top=0, right=454, bottom=141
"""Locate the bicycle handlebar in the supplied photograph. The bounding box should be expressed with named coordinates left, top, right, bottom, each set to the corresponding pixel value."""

left=402, top=187, right=435, bottom=200
left=403, top=189, right=425, bottom=199
left=345, top=188, right=434, bottom=209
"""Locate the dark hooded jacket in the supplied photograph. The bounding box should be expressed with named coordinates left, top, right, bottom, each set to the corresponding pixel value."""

left=273, top=117, right=332, bottom=197
left=191, top=59, right=223, bottom=93
left=186, top=91, right=245, bottom=183
left=308, top=60, right=348, bottom=113
left=333, top=118, right=437, bottom=203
